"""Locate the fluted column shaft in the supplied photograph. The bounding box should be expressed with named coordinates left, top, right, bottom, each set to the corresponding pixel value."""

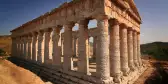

left=52, top=26, right=62, bottom=66
left=128, top=28, right=135, bottom=71
left=110, top=19, right=121, bottom=83
left=37, top=32, right=44, bottom=63
left=32, top=34, right=37, bottom=61
left=44, top=30, right=51, bottom=64
left=78, top=19, right=90, bottom=74
left=133, top=31, right=139, bottom=67
left=96, top=16, right=111, bottom=82
left=74, top=38, right=77, bottom=57
left=23, top=37, right=28, bottom=59
left=120, top=26, right=129, bottom=76
left=137, top=33, right=142, bottom=66
left=28, top=36, right=32, bottom=60
left=63, top=23, right=74, bottom=70
left=93, top=36, right=97, bottom=59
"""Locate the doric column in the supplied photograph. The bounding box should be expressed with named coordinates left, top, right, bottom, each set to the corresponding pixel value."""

left=93, top=36, right=97, bottom=59
left=109, top=19, right=121, bottom=83
left=120, top=24, right=129, bottom=76
left=96, top=16, right=111, bottom=83
left=128, top=28, right=135, bottom=71
left=61, top=38, right=64, bottom=56
left=76, top=38, right=78, bottom=57
left=32, top=33, right=38, bottom=61
left=133, top=30, right=139, bottom=67
left=37, top=31, right=44, bottom=63
left=23, top=37, right=28, bottom=59
left=137, top=33, right=142, bottom=66
left=73, top=38, right=77, bottom=57
left=77, top=19, right=90, bottom=74
left=20, top=37, right=24, bottom=57
left=28, top=36, right=32, bottom=60
left=44, top=29, right=51, bottom=64
left=63, top=22, right=74, bottom=70
left=19, top=38, right=22, bottom=57
left=52, top=26, right=62, bottom=66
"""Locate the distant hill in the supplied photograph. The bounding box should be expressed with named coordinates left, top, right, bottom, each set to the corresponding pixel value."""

left=0, top=35, right=11, bottom=56
left=141, top=42, right=168, bottom=61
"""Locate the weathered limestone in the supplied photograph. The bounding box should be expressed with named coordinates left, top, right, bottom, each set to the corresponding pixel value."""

left=93, top=36, right=97, bottom=59
left=120, top=24, right=129, bottom=76
left=37, top=31, right=44, bottom=63
left=109, top=19, right=121, bottom=83
left=32, top=33, right=38, bottom=61
left=23, top=37, right=28, bottom=59
left=137, top=33, right=142, bottom=66
left=78, top=19, right=90, bottom=75
left=128, top=28, right=135, bottom=71
left=63, top=23, right=74, bottom=70
left=133, top=30, right=139, bottom=67
left=10, top=0, right=145, bottom=84
left=96, top=16, right=112, bottom=83
left=52, top=26, right=62, bottom=66
left=44, top=29, right=51, bottom=64
left=27, top=36, right=32, bottom=60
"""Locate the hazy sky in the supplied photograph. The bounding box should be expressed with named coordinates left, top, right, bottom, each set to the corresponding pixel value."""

left=0, top=0, right=168, bottom=44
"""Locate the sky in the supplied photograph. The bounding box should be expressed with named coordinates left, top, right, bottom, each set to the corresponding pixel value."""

left=0, top=0, right=168, bottom=44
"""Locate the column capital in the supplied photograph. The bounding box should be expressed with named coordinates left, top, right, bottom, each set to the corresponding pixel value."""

left=95, top=15, right=110, bottom=20
left=53, top=25, right=62, bottom=33
left=120, top=23, right=128, bottom=29
left=64, top=22, right=75, bottom=28
left=77, top=19, right=89, bottom=26
left=109, top=19, right=120, bottom=26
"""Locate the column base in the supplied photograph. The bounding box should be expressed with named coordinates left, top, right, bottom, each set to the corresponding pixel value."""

left=121, top=68, right=130, bottom=76
left=97, top=77, right=113, bottom=84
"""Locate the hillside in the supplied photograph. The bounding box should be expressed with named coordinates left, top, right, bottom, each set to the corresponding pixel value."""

left=141, top=42, right=168, bottom=61
left=0, top=35, right=11, bottom=55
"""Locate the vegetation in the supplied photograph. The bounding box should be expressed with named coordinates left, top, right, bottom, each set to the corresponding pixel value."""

left=141, top=42, right=168, bottom=61
left=0, top=35, right=11, bottom=55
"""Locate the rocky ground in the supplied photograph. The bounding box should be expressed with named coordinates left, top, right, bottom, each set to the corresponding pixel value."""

left=0, top=59, right=45, bottom=84
left=134, top=59, right=168, bottom=84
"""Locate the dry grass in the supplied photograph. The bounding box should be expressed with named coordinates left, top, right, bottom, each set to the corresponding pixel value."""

left=0, top=59, right=45, bottom=84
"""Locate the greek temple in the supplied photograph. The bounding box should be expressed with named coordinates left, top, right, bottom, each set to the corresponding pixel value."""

left=10, top=0, right=146, bottom=84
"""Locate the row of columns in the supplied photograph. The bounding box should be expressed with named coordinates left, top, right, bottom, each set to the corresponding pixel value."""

left=11, top=16, right=142, bottom=83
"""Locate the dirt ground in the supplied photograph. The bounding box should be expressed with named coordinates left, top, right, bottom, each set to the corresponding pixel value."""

left=0, top=59, right=45, bottom=84
left=134, top=59, right=168, bottom=84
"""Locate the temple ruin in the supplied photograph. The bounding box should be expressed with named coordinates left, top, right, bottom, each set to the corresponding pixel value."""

left=10, top=0, right=146, bottom=84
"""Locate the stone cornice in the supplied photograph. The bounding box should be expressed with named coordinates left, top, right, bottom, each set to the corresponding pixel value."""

left=113, top=0, right=141, bottom=24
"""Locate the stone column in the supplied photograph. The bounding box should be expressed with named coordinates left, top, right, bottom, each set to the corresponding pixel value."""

left=73, top=38, right=77, bottom=57
left=137, top=33, right=142, bottom=66
left=37, top=31, right=44, bottom=63
left=120, top=24, right=129, bottom=76
left=76, top=38, right=78, bottom=57
left=28, top=36, right=32, bottom=60
left=133, top=30, right=139, bottom=67
left=78, top=19, right=90, bottom=74
left=93, top=36, right=97, bottom=59
left=109, top=19, right=121, bottom=83
left=61, top=38, right=64, bottom=56
left=32, top=33, right=37, bottom=61
left=23, top=37, right=28, bottom=59
left=52, top=26, right=62, bottom=66
left=19, top=38, right=22, bottom=57
left=96, top=16, right=111, bottom=83
left=128, top=28, right=135, bottom=71
left=63, top=23, right=74, bottom=70
left=20, top=38, right=24, bottom=57
left=44, top=29, right=51, bottom=64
